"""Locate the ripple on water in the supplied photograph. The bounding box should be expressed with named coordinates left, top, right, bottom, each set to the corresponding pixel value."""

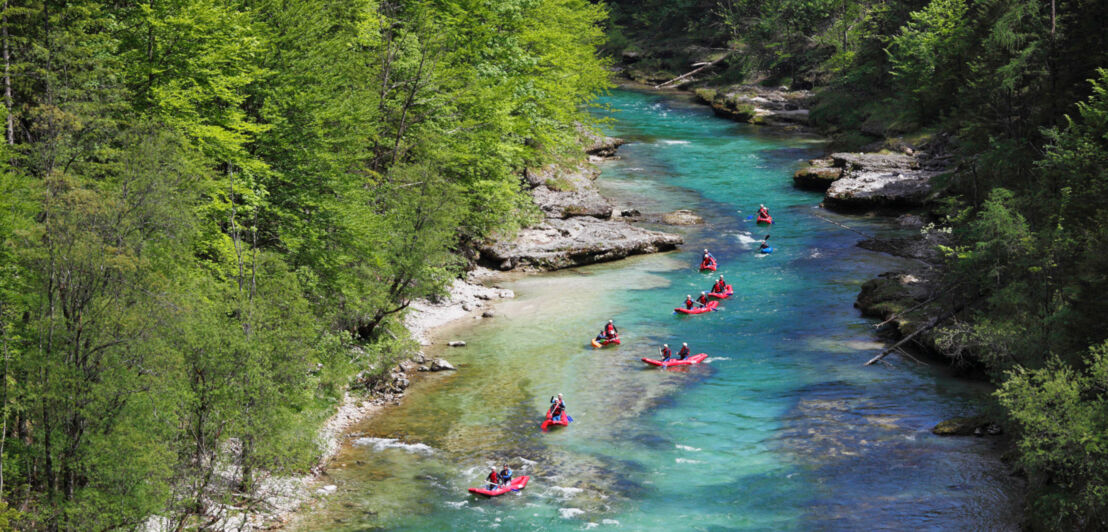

left=352, top=437, right=434, bottom=455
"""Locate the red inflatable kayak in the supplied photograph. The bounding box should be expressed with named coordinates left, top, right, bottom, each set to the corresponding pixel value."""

left=540, top=411, right=571, bottom=431
left=674, top=301, right=718, bottom=314
left=591, top=336, right=621, bottom=348
left=641, top=353, right=709, bottom=367
left=756, top=215, right=773, bottom=225
left=468, top=475, right=530, bottom=497
left=699, top=258, right=717, bottom=271
left=707, top=285, right=733, bottom=299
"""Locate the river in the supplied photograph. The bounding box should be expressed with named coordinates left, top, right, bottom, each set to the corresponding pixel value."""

left=289, top=89, right=1022, bottom=531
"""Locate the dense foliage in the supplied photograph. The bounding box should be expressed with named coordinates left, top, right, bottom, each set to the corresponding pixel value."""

left=0, top=0, right=608, bottom=528
left=607, top=0, right=1108, bottom=528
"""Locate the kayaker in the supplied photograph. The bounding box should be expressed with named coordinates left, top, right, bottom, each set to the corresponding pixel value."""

left=677, top=342, right=691, bottom=360
left=697, top=291, right=709, bottom=307
left=595, top=328, right=611, bottom=342
left=499, top=464, right=513, bottom=486
left=660, top=344, right=672, bottom=363
left=759, top=234, right=771, bottom=251
left=604, top=319, right=618, bottom=338
left=684, top=295, right=695, bottom=310
left=757, top=204, right=770, bottom=218
left=700, top=249, right=715, bottom=268
left=486, top=467, right=500, bottom=490
left=712, top=276, right=726, bottom=294
left=549, top=394, right=566, bottom=420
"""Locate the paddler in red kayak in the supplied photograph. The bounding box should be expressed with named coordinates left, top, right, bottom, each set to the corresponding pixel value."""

left=604, top=319, right=618, bottom=338
left=684, top=295, right=695, bottom=310
left=548, top=394, right=567, bottom=420
left=700, top=249, right=715, bottom=269
left=485, top=467, right=500, bottom=490
left=757, top=204, right=770, bottom=219
left=697, top=292, right=709, bottom=307
left=659, top=344, right=672, bottom=363
left=712, top=275, right=726, bottom=294
left=677, top=342, right=691, bottom=360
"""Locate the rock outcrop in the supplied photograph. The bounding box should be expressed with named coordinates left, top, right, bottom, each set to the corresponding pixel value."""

left=660, top=209, right=704, bottom=225
left=693, top=85, right=812, bottom=127
left=793, top=158, right=843, bottom=190
left=821, top=152, right=946, bottom=210
left=480, top=216, right=682, bottom=271
left=484, top=137, right=683, bottom=272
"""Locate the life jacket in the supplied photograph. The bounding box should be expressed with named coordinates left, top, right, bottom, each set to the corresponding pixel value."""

left=678, top=346, right=690, bottom=359
left=487, top=471, right=499, bottom=484
left=714, top=280, right=725, bottom=293
left=605, top=324, right=617, bottom=336
left=661, top=347, right=672, bottom=359
left=685, top=298, right=694, bottom=309
left=697, top=294, right=708, bottom=305
left=758, top=207, right=769, bottom=217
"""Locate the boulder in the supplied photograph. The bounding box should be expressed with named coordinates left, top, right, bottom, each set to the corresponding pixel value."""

left=430, top=359, right=456, bottom=371
left=447, top=340, right=466, bottom=347
left=932, top=416, right=1001, bottom=436
left=793, top=164, right=843, bottom=191
left=479, top=216, right=683, bottom=271
left=661, top=209, right=704, bottom=225
left=532, top=185, right=613, bottom=219
left=583, top=135, right=625, bottom=158
left=822, top=152, right=945, bottom=210
left=481, top=310, right=495, bottom=318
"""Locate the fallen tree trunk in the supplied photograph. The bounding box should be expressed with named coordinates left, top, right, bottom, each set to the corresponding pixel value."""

left=655, top=53, right=731, bottom=89
left=865, top=303, right=965, bottom=366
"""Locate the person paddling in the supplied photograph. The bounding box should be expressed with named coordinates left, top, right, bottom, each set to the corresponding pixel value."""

left=757, top=204, right=770, bottom=218
left=604, top=319, right=618, bottom=338
left=485, top=467, right=500, bottom=490
left=697, top=291, right=709, bottom=307
left=700, top=248, right=715, bottom=268
left=499, top=464, right=513, bottom=487
left=759, top=234, right=771, bottom=252
left=684, top=295, right=695, bottom=310
left=548, top=393, right=567, bottom=421
left=660, top=344, right=672, bottom=363
left=713, top=275, right=726, bottom=294
left=677, top=342, right=691, bottom=360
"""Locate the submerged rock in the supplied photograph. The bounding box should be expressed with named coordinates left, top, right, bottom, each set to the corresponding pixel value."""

left=430, top=359, right=456, bottom=371
left=933, top=416, right=1001, bottom=437
left=479, top=216, right=683, bottom=271
left=660, top=209, right=704, bottom=225
left=447, top=340, right=466, bottom=347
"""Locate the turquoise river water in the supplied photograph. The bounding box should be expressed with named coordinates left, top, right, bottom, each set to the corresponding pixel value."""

left=290, top=89, right=1022, bottom=531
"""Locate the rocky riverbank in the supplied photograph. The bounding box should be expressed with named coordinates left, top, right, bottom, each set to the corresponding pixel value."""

left=477, top=134, right=684, bottom=272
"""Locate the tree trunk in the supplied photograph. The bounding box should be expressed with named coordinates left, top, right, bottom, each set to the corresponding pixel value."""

left=3, top=0, right=12, bottom=145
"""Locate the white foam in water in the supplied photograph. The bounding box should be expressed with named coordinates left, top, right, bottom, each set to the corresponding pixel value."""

left=704, top=357, right=730, bottom=363
left=602, top=519, right=620, bottom=526
left=352, top=437, right=434, bottom=455
left=445, top=500, right=468, bottom=509
left=659, top=140, right=690, bottom=145
left=548, top=486, right=584, bottom=498
left=736, top=234, right=758, bottom=246
left=559, top=508, right=586, bottom=519
left=809, top=249, right=823, bottom=258
left=584, top=523, right=599, bottom=530
left=675, top=458, right=704, bottom=464
left=517, top=457, right=537, bottom=465
left=675, top=444, right=701, bottom=452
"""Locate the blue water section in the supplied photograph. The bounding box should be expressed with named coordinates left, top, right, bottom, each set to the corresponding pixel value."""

left=290, top=89, right=1021, bottom=531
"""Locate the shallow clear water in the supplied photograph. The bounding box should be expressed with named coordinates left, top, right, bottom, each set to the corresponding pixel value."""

left=290, top=90, right=1021, bottom=531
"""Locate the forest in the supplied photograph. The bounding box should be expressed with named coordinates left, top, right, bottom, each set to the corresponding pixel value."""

left=605, top=0, right=1108, bottom=528
left=0, top=0, right=608, bottom=529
